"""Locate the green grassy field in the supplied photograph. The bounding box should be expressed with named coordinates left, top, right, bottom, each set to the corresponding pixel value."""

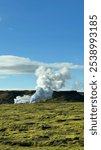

left=0, top=102, right=84, bottom=150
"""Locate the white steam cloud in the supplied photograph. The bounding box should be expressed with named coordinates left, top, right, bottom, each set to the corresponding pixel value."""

left=30, top=66, right=70, bottom=103
left=0, top=55, right=83, bottom=103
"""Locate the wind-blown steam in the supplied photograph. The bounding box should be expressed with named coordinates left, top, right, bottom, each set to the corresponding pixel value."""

left=14, top=66, right=71, bottom=103
left=14, top=95, right=31, bottom=104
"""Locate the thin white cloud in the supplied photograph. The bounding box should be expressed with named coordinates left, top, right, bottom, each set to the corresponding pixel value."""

left=0, top=55, right=83, bottom=75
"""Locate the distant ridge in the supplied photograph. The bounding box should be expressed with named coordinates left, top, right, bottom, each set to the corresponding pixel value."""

left=0, top=90, right=84, bottom=104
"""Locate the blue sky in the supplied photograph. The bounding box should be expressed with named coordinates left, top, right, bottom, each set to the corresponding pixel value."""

left=0, top=0, right=84, bottom=91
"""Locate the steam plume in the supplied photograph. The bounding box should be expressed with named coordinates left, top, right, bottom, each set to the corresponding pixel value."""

left=14, top=66, right=71, bottom=103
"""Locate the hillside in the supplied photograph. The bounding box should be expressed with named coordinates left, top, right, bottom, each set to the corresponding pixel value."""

left=0, top=90, right=84, bottom=104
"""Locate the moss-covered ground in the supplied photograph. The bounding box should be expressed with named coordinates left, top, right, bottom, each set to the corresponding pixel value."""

left=0, top=102, right=84, bottom=150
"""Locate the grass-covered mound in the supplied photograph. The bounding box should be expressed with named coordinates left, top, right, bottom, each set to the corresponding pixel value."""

left=0, top=102, right=84, bottom=150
